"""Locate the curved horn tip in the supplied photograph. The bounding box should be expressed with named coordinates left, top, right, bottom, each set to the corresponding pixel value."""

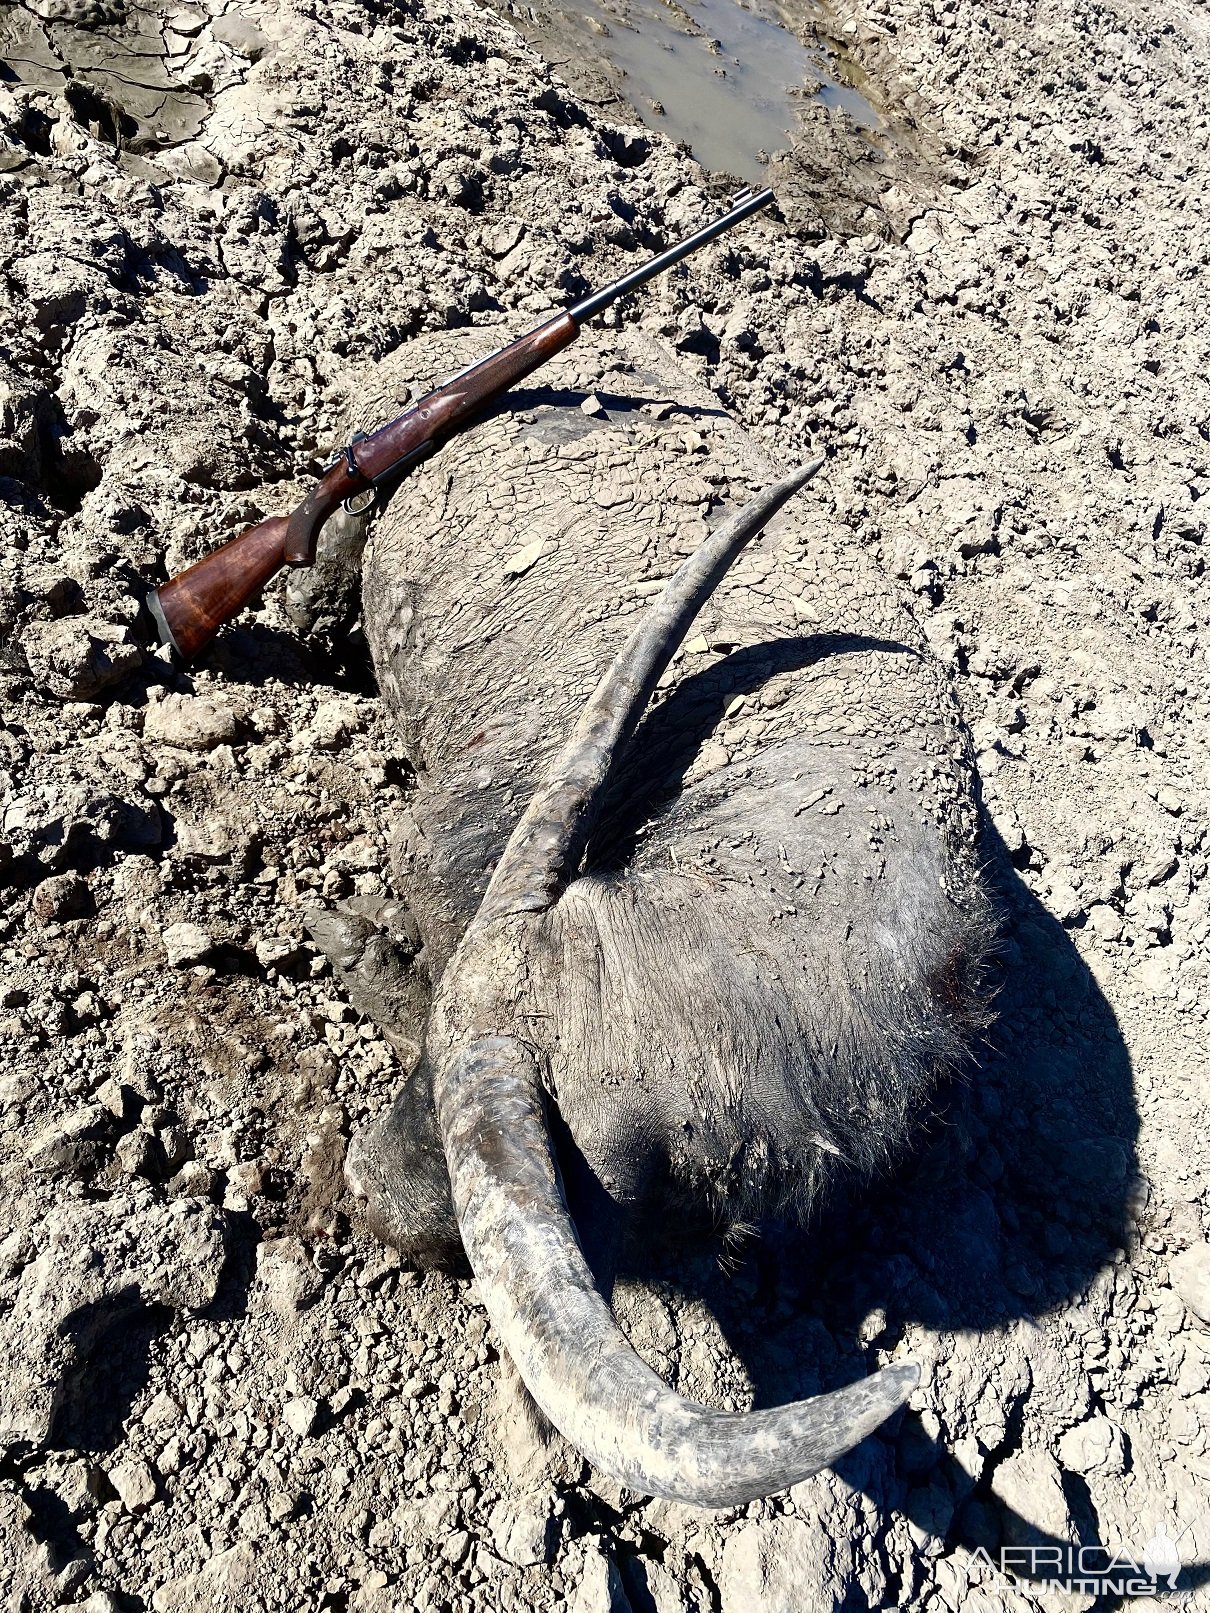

left=614, top=1359, right=925, bottom=1509
left=789, top=453, right=827, bottom=487
left=877, top=1358, right=922, bottom=1407
left=747, top=455, right=826, bottom=509
left=889, top=1358, right=921, bottom=1392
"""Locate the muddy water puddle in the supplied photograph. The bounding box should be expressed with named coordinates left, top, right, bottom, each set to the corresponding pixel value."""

left=537, top=0, right=886, bottom=181
left=2, top=0, right=886, bottom=190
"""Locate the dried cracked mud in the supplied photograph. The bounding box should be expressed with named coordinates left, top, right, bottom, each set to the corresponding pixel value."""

left=1, top=0, right=1210, bottom=1609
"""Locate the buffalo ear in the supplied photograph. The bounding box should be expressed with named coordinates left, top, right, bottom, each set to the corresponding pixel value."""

left=346, top=1054, right=462, bottom=1264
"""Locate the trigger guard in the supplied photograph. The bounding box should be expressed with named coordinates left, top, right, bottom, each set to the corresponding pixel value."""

left=343, top=488, right=377, bottom=517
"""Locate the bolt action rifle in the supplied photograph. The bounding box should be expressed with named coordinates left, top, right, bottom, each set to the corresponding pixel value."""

left=149, top=187, right=775, bottom=662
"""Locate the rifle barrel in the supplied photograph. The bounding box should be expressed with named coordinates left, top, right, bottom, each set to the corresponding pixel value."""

left=567, top=186, right=774, bottom=325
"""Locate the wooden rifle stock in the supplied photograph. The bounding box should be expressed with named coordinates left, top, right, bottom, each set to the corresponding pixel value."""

left=148, top=185, right=777, bottom=661
left=149, top=515, right=290, bottom=662
left=149, top=313, right=579, bottom=661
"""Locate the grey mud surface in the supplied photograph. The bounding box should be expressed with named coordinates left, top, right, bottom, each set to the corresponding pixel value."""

left=2, top=0, right=1210, bottom=1609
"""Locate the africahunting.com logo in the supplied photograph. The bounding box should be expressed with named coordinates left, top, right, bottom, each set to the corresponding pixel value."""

left=972, top=1521, right=1196, bottom=1598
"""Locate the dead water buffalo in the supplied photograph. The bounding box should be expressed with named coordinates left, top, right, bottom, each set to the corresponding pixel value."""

left=331, top=325, right=991, bottom=1506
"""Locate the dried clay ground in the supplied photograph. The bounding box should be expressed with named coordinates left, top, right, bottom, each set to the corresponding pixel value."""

left=2, top=0, right=1210, bottom=1609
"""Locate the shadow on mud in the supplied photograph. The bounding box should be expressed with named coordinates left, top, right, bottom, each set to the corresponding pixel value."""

left=499, top=383, right=734, bottom=436
left=37, top=1215, right=258, bottom=1452
left=49, top=1295, right=170, bottom=1456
